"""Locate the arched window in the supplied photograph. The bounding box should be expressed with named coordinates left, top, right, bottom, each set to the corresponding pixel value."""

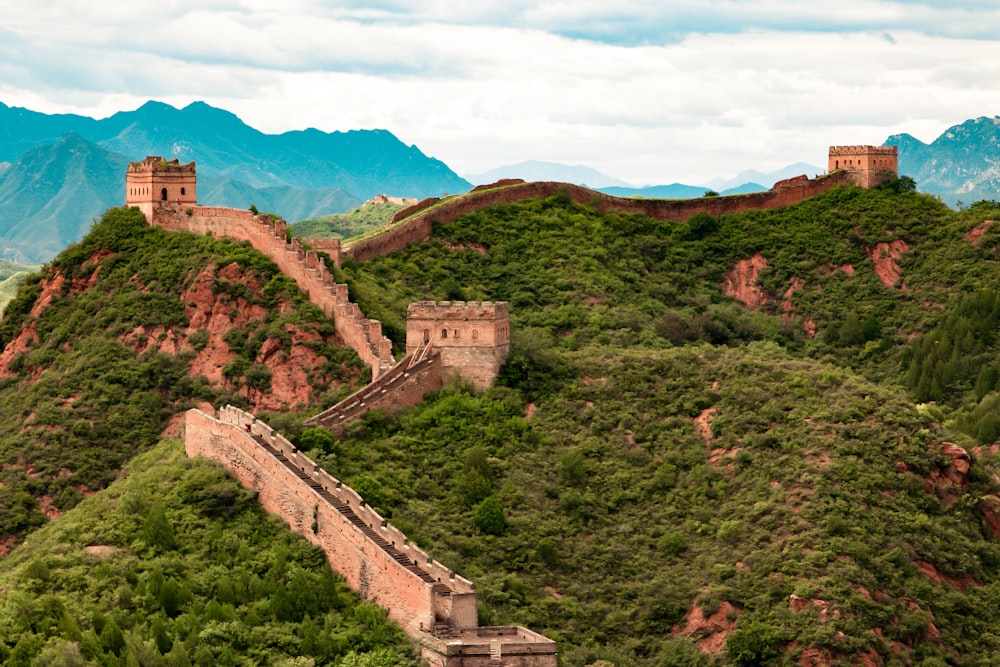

left=454, top=329, right=460, bottom=339
left=472, top=329, right=479, bottom=340
left=160, top=188, right=168, bottom=201
left=441, top=329, right=448, bottom=339
left=180, top=187, right=186, bottom=196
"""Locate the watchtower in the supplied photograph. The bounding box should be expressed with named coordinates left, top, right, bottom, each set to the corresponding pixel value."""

left=406, top=301, right=510, bottom=390
left=125, top=156, right=197, bottom=222
left=828, top=145, right=898, bottom=188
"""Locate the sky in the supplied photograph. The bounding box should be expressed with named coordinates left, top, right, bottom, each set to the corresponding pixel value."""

left=1, top=1, right=999, bottom=186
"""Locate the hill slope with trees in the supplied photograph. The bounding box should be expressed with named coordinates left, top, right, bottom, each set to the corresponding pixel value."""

left=3, top=183, right=1000, bottom=664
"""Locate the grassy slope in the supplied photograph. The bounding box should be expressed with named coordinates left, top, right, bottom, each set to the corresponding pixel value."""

left=4, top=187, right=1000, bottom=664
left=289, top=200, right=408, bottom=239
left=0, top=439, right=420, bottom=666
left=312, top=184, right=1000, bottom=664
left=0, top=259, right=41, bottom=315
left=0, top=207, right=365, bottom=546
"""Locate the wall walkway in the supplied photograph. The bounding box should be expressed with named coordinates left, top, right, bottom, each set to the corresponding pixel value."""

left=151, top=204, right=395, bottom=378
left=343, top=172, right=852, bottom=263
left=185, top=406, right=557, bottom=666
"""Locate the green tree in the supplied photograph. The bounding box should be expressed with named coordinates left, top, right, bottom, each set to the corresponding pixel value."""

left=473, top=496, right=507, bottom=536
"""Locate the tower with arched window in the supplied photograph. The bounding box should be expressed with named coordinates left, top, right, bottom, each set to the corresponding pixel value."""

left=828, top=145, right=898, bottom=188
left=125, top=156, right=197, bottom=221
left=405, top=301, right=510, bottom=389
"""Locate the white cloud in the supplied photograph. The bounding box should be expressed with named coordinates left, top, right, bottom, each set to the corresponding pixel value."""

left=0, top=0, right=999, bottom=185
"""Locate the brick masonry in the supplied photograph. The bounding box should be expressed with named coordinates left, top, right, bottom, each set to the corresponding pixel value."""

left=143, top=202, right=393, bottom=378
left=185, top=406, right=557, bottom=666
left=343, top=170, right=856, bottom=263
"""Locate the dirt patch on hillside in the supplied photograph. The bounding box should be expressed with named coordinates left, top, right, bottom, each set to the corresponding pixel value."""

left=966, top=220, right=993, bottom=245
left=867, top=240, right=909, bottom=288
left=724, top=253, right=768, bottom=308
left=673, top=599, right=739, bottom=654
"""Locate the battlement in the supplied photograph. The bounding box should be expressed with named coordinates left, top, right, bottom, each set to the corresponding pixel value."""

left=186, top=406, right=557, bottom=666
left=406, top=301, right=510, bottom=389
left=126, top=156, right=197, bottom=221
left=407, top=300, right=510, bottom=321
left=829, top=145, right=898, bottom=156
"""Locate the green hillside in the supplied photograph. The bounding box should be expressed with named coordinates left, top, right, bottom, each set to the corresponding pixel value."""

left=290, top=199, right=411, bottom=240
left=4, top=183, right=1000, bottom=664
left=0, top=440, right=419, bottom=666
left=0, top=259, right=39, bottom=313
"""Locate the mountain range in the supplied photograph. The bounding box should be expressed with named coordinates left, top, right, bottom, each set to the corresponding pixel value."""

left=2, top=100, right=1000, bottom=264
left=0, top=100, right=472, bottom=263
left=888, top=115, right=1000, bottom=206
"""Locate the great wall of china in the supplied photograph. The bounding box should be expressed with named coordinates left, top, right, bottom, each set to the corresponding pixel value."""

left=125, top=146, right=897, bottom=665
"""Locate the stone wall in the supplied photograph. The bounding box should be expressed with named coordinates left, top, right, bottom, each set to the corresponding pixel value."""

left=343, top=172, right=853, bottom=264
left=185, top=406, right=557, bottom=666
left=406, top=301, right=510, bottom=391
left=149, top=204, right=394, bottom=378
left=828, top=145, right=899, bottom=188
left=306, top=349, right=444, bottom=434
left=185, top=406, right=476, bottom=635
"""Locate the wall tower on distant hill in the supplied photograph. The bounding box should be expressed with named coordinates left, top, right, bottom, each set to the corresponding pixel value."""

left=828, top=145, right=898, bottom=188
left=125, top=156, right=197, bottom=221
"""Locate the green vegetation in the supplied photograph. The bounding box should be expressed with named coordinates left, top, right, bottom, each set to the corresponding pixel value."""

left=317, top=185, right=1000, bottom=663
left=0, top=207, right=365, bottom=546
left=0, top=440, right=420, bottom=666
left=7, top=186, right=1000, bottom=663
left=290, top=199, right=412, bottom=240
left=0, top=259, right=41, bottom=314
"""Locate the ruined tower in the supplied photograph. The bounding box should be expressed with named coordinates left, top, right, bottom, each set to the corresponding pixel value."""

left=406, top=301, right=510, bottom=390
left=828, top=145, right=898, bottom=188
left=125, top=156, right=197, bottom=221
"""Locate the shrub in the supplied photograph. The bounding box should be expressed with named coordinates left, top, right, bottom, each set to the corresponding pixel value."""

left=474, top=496, right=507, bottom=535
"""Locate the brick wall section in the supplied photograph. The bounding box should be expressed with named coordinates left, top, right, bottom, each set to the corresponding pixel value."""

left=185, top=406, right=476, bottom=634
left=306, top=349, right=444, bottom=434
left=343, top=172, right=853, bottom=263
left=185, top=406, right=557, bottom=666
left=149, top=204, right=394, bottom=378
left=406, top=301, right=510, bottom=391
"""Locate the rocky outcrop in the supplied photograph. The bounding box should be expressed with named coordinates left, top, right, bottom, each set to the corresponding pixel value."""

left=867, top=239, right=910, bottom=288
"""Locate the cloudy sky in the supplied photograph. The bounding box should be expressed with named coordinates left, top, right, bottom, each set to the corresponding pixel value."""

left=2, top=1, right=999, bottom=186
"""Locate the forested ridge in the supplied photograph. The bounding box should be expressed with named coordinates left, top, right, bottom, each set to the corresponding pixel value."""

left=4, top=183, right=1000, bottom=665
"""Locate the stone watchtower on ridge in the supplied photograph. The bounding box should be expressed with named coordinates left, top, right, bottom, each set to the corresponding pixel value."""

left=406, top=301, right=510, bottom=390
left=125, top=156, right=197, bottom=221
left=828, top=145, right=898, bottom=189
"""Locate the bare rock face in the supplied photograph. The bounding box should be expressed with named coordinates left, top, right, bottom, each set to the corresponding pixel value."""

left=867, top=239, right=909, bottom=288
left=673, top=599, right=739, bottom=654
left=0, top=257, right=358, bottom=413
left=724, top=253, right=769, bottom=309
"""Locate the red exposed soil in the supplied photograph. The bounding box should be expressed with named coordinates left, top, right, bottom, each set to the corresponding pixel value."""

left=694, top=407, right=716, bottom=445
left=966, top=220, right=993, bottom=245
left=867, top=239, right=910, bottom=288
left=724, top=253, right=768, bottom=309
left=673, top=600, right=739, bottom=654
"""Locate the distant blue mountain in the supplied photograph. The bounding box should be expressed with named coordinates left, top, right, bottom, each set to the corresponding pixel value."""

left=0, top=100, right=472, bottom=262
left=599, top=182, right=766, bottom=199
left=885, top=116, right=1000, bottom=206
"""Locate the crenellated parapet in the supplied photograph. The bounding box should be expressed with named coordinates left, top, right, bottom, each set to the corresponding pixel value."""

left=186, top=406, right=557, bottom=666
left=126, top=156, right=197, bottom=221
left=406, top=301, right=510, bottom=390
